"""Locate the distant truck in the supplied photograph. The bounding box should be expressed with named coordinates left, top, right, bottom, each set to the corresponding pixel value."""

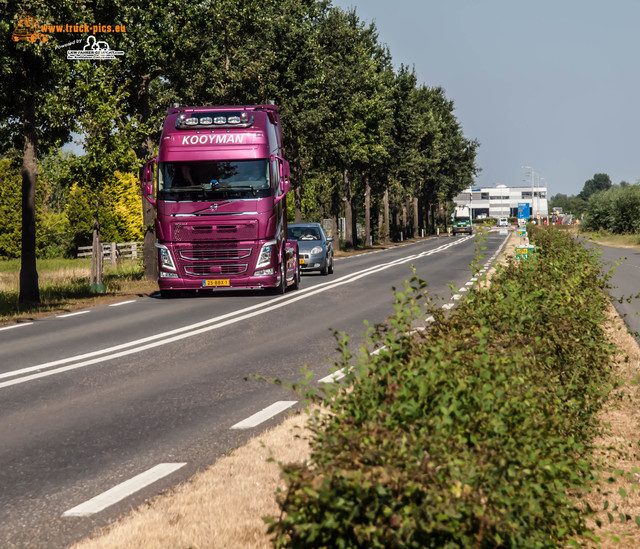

left=452, top=205, right=473, bottom=235
left=142, top=104, right=300, bottom=296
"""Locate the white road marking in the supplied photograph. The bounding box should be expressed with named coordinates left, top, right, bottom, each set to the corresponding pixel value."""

left=319, top=369, right=346, bottom=383
left=109, top=300, right=137, bottom=307
left=57, top=311, right=90, bottom=319
left=442, top=303, right=454, bottom=310
left=62, top=463, right=186, bottom=517
left=0, top=323, right=33, bottom=332
left=0, top=236, right=481, bottom=390
left=230, top=401, right=297, bottom=429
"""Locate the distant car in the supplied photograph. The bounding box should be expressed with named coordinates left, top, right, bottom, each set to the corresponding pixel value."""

left=497, top=217, right=509, bottom=227
left=452, top=216, right=473, bottom=235
left=287, top=222, right=334, bottom=275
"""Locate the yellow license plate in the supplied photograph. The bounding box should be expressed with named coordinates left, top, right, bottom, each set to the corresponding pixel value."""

left=203, top=279, right=230, bottom=287
left=299, top=258, right=305, bottom=264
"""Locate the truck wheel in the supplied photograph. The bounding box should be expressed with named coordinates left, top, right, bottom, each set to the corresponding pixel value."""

left=274, top=258, right=287, bottom=294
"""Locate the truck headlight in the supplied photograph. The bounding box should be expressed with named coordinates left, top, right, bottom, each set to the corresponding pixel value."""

left=155, top=243, right=176, bottom=271
left=256, top=240, right=276, bottom=269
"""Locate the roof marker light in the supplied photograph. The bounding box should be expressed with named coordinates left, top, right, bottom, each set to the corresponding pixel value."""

left=227, top=115, right=240, bottom=124
left=185, top=117, right=198, bottom=125
left=214, top=116, right=227, bottom=124
left=200, top=117, right=212, bottom=125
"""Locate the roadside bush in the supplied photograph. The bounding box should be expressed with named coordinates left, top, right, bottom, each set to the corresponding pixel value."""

left=582, top=184, right=640, bottom=234
left=268, top=226, right=617, bottom=548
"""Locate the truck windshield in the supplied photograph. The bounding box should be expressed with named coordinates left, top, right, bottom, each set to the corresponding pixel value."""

left=455, top=217, right=470, bottom=223
left=158, top=159, right=271, bottom=200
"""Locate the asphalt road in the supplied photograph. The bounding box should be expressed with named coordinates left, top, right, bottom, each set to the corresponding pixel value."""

left=596, top=244, right=640, bottom=345
left=0, top=232, right=510, bottom=549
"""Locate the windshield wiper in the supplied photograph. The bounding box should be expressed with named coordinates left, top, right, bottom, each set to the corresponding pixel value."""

left=226, top=185, right=257, bottom=196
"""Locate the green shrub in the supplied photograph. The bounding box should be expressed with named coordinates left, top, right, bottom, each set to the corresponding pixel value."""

left=268, top=226, right=617, bottom=548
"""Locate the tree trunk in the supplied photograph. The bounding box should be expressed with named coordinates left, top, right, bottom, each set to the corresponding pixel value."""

left=134, top=74, right=159, bottom=281
left=364, top=173, right=371, bottom=248
left=294, top=182, right=302, bottom=223
left=19, top=94, right=40, bottom=305
left=142, top=189, right=157, bottom=281
left=413, top=196, right=419, bottom=237
left=342, top=167, right=353, bottom=248
left=383, top=180, right=390, bottom=243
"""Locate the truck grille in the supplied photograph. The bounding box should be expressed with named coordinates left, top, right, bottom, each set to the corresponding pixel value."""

left=184, top=264, right=248, bottom=276
left=179, top=248, right=251, bottom=261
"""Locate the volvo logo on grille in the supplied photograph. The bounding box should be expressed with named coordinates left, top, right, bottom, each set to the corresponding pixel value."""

left=210, top=204, right=218, bottom=211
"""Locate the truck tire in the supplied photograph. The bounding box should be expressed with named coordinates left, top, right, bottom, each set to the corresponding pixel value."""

left=274, top=258, right=287, bottom=294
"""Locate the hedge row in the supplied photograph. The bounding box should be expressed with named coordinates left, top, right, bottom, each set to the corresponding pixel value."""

left=268, top=226, right=618, bottom=548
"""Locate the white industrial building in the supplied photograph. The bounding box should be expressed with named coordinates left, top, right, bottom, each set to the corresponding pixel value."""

left=454, top=184, right=548, bottom=220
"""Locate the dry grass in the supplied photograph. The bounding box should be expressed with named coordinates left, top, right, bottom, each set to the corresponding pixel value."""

left=581, top=305, right=640, bottom=547
left=0, top=266, right=92, bottom=293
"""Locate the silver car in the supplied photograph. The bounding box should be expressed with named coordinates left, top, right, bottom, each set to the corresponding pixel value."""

left=287, top=223, right=334, bottom=275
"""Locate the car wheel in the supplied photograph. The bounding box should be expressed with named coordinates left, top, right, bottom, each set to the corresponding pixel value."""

left=328, top=256, right=334, bottom=274
left=292, top=249, right=300, bottom=290
left=321, top=260, right=329, bottom=276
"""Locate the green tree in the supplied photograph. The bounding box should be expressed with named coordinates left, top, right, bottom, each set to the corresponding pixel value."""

left=1, top=1, right=83, bottom=303
left=579, top=173, right=612, bottom=201
left=0, top=158, right=22, bottom=259
left=582, top=184, right=640, bottom=234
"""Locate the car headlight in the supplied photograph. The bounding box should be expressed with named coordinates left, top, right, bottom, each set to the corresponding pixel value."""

left=310, top=246, right=323, bottom=255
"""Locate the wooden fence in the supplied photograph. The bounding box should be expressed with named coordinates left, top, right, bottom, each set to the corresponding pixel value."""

left=77, top=241, right=143, bottom=266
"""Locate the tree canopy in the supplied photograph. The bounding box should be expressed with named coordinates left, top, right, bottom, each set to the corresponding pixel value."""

left=1, top=0, right=479, bottom=297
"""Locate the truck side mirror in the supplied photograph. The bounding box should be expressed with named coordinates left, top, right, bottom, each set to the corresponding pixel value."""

left=141, top=159, right=157, bottom=206
left=279, top=159, right=291, bottom=194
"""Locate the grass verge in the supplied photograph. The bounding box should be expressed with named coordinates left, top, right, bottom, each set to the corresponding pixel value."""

left=0, top=258, right=157, bottom=325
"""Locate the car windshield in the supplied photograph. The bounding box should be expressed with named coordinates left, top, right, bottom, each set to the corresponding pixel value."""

left=288, top=226, right=321, bottom=241
left=158, top=159, right=271, bottom=200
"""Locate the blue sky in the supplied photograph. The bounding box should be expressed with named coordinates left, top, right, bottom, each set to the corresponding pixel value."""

left=332, top=0, right=640, bottom=197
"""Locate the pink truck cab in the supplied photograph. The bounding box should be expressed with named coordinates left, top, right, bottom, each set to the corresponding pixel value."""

left=142, top=104, right=299, bottom=296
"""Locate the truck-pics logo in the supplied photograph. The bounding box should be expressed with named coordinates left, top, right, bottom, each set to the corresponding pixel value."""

left=67, top=35, right=124, bottom=60
left=12, top=13, right=48, bottom=43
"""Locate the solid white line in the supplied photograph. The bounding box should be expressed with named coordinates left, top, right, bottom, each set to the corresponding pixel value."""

left=0, top=323, right=33, bottom=332
left=57, top=311, right=90, bottom=318
left=230, top=401, right=297, bottom=429
left=109, top=300, right=137, bottom=307
left=62, top=463, right=186, bottom=517
left=319, top=369, right=346, bottom=383
left=1, top=236, right=476, bottom=389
